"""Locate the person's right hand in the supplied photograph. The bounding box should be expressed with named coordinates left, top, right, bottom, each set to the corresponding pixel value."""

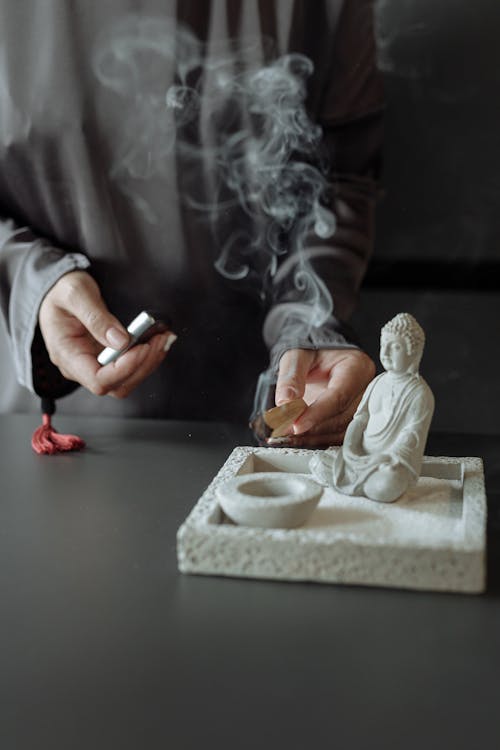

left=38, top=270, right=175, bottom=399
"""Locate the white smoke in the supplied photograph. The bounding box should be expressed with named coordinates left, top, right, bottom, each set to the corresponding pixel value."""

left=93, top=15, right=337, bottom=329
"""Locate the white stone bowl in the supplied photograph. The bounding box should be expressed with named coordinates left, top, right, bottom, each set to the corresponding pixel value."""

left=217, top=472, right=323, bottom=529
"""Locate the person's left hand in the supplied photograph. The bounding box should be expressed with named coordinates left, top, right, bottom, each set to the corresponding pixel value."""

left=271, top=348, right=376, bottom=447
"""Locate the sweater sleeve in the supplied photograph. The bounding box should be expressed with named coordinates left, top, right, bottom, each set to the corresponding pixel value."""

left=0, top=217, right=90, bottom=393
left=263, top=0, right=384, bottom=371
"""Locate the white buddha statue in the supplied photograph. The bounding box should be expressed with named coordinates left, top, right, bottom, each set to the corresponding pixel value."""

left=310, top=313, right=435, bottom=503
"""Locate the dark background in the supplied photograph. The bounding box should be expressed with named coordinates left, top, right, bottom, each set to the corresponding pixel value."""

left=352, top=0, right=500, bottom=435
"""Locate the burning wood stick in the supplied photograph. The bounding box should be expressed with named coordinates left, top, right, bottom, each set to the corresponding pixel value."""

left=263, top=397, right=307, bottom=438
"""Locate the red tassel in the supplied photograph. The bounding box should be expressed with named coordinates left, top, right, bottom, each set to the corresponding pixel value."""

left=32, top=412, right=86, bottom=455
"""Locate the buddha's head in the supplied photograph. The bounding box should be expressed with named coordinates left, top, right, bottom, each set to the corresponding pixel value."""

left=380, top=313, right=425, bottom=375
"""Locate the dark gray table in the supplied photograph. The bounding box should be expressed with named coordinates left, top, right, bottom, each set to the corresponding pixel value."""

left=1, top=414, right=499, bottom=750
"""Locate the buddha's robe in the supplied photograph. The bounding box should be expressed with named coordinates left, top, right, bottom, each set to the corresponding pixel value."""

left=334, top=372, right=435, bottom=498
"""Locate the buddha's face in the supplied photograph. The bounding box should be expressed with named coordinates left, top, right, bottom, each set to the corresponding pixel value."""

left=380, top=333, right=414, bottom=374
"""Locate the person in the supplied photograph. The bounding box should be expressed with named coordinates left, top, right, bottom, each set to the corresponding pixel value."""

left=0, top=1, right=384, bottom=447
left=311, top=313, right=435, bottom=501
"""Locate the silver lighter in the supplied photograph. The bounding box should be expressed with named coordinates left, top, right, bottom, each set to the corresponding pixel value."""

left=97, top=311, right=169, bottom=366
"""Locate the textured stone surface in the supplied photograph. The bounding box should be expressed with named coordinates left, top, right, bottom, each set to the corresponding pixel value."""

left=176, top=447, right=487, bottom=593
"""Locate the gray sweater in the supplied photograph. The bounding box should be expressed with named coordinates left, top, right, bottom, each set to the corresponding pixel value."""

left=0, top=0, right=384, bottom=422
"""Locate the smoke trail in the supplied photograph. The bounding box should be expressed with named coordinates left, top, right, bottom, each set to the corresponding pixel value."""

left=93, top=16, right=201, bottom=181
left=93, top=16, right=337, bottom=329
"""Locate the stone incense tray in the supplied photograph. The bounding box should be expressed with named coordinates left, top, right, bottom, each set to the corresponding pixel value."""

left=176, top=447, right=487, bottom=594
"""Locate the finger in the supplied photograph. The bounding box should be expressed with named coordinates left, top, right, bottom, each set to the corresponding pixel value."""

left=59, top=331, right=175, bottom=396
left=59, top=342, right=151, bottom=395
left=106, top=333, right=172, bottom=399
left=294, top=354, right=373, bottom=435
left=275, top=349, right=315, bottom=405
left=53, top=271, right=129, bottom=350
left=298, top=401, right=361, bottom=438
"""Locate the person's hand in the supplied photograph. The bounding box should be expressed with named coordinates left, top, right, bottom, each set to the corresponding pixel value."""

left=272, top=348, right=375, bottom=447
left=38, top=270, right=175, bottom=399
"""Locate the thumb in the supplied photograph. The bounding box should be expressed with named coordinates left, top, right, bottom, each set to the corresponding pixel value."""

left=275, top=349, right=315, bottom=405
left=55, top=271, right=129, bottom=350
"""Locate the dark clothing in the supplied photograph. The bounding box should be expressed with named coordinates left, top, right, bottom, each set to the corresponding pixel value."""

left=0, top=0, right=383, bottom=421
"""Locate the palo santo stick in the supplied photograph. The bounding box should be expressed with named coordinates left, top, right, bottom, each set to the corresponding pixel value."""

left=264, top=397, right=307, bottom=438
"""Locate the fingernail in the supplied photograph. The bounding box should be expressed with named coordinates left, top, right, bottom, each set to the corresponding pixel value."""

left=163, top=332, right=178, bottom=352
left=106, top=326, right=128, bottom=349
left=276, top=386, right=298, bottom=405
left=293, top=419, right=313, bottom=435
